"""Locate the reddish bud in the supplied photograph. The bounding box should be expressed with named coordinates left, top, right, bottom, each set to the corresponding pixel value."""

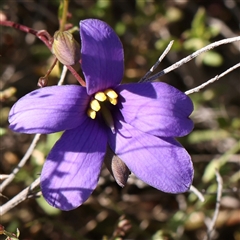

left=52, top=31, right=80, bottom=66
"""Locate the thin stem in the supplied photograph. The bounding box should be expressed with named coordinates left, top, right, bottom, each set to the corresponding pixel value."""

left=146, top=36, right=240, bottom=82
left=189, top=185, right=205, bottom=202
left=67, top=65, right=86, bottom=86
left=0, top=21, right=53, bottom=50
left=204, top=170, right=223, bottom=240
left=185, top=62, right=240, bottom=95
left=36, top=30, right=53, bottom=49
left=60, top=0, right=69, bottom=32
left=38, top=57, right=58, bottom=87
left=0, top=20, right=37, bottom=35
left=58, top=65, right=68, bottom=85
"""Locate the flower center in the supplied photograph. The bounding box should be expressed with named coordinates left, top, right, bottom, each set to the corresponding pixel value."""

left=87, top=89, right=118, bottom=132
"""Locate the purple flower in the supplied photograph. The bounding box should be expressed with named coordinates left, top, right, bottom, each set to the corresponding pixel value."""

left=9, top=19, right=194, bottom=211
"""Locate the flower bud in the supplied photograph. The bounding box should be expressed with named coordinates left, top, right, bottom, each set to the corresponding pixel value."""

left=52, top=31, right=80, bottom=66
left=38, top=76, right=48, bottom=88
left=104, top=146, right=131, bottom=187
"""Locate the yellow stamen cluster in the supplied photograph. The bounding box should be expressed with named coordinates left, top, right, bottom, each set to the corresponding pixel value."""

left=87, top=89, right=118, bottom=119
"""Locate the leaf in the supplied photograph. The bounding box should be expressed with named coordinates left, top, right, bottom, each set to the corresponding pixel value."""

left=16, top=229, right=20, bottom=238
left=202, top=142, right=240, bottom=183
left=202, top=51, right=223, bottom=67
left=58, top=0, right=64, bottom=20
left=192, top=7, right=206, bottom=37
left=165, top=7, right=183, bottom=23
left=0, top=128, right=6, bottom=136
left=188, top=129, right=229, bottom=144
left=183, top=38, right=207, bottom=51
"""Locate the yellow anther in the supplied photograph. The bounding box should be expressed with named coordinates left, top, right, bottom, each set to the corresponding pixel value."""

left=94, top=92, right=107, bottom=102
left=90, top=99, right=101, bottom=111
left=108, top=97, right=118, bottom=105
left=87, top=109, right=96, bottom=119
left=104, top=89, right=118, bottom=99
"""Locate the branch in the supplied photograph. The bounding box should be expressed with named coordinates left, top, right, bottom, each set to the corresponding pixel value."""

left=0, top=21, right=38, bottom=35
left=189, top=185, right=205, bottom=202
left=0, top=177, right=41, bottom=215
left=204, top=170, right=223, bottom=240
left=0, top=21, right=53, bottom=49
left=185, top=62, right=240, bottom=95
left=146, top=36, right=240, bottom=82
left=140, top=40, right=174, bottom=82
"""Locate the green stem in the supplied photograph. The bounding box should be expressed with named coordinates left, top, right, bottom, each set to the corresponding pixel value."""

left=60, top=0, right=69, bottom=32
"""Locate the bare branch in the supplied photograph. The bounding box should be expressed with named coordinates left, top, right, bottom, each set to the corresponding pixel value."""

left=0, top=133, right=41, bottom=192
left=208, top=17, right=240, bottom=50
left=0, top=175, right=9, bottom=181
left=185, top=62, right=240, bottom=95
left=140, top=40, right=174, bottom=82
left=0, top=177, right=41, bottom=215
left=189, top=185, right=205, bottom=202
left=146, top=36, right=240, bottom=82
left=204, top=170, right=223, bottom=240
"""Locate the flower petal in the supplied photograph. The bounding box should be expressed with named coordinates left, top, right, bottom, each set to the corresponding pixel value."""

left=80, top=19, right=124, bottom=95
left=116, top=82, right=194, bottom=137
left=9, top=85, right=89, bottom=134
left=108, top=120, right=193, bottom=193
left=41, top=118, right=107, bottom=210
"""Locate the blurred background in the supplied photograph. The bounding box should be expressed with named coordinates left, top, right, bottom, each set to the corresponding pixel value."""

left=0, top=0, right=239, bottom=239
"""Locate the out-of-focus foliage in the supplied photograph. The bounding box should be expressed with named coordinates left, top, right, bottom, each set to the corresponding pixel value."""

left=183, top=7, right=223, bottom=66
left=0, top=225, right=20, bottom=240
left=1, top=0, right=240, bottom=239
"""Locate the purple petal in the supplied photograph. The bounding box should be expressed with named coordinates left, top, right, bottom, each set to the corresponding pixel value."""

left=80, top=19, right=124, bottom=95
left=108, top=120, right=193, bottom=193
left=116, top=82, right=194, bottom=137
left=41, top=118, right=107, bottom=210
left=9, top=85, right=89, bottom=134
